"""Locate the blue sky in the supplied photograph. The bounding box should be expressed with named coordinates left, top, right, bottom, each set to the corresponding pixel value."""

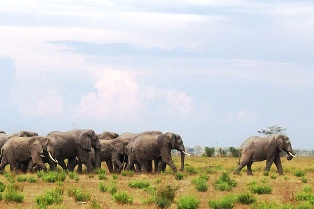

left=1, top=0, right=314, bottom=149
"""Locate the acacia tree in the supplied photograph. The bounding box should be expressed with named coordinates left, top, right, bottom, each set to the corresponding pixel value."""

left=258, top=125, right=287, bottom=136
left=203, top=147, right=215, bottom=157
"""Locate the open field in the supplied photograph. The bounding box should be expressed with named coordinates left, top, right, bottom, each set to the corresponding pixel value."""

left=0, top=156, right=313, bottom=209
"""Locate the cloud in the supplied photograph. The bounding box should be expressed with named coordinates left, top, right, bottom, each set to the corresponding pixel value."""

left=9, top=89, right=63, bottom=117
left=75, top=71, right=142, bottom=120
left=165, top=90, right=194, bottom=117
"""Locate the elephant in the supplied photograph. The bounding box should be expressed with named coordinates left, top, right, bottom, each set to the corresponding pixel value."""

left=97, top=131, right=119, bottom=140
left=0, top=136, right=50, bottom=172
left=73, top=131, right=121, bottom=173
left=233, top=134, right=295, bottom=175
left=126, top=132, right=187, bottom=173
left=0, top=131, right=39, bottom=172
left=46, top=129, right=100, bottom=173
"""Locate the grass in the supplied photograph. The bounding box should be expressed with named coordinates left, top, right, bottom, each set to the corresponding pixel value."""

left=0, top=156, right=313, bottom=208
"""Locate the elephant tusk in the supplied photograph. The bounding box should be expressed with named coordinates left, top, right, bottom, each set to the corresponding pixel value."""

left=288, top=152, right=296, bottom=158
left=182, top=151, right=190, bottom=156
left=48, top=152, right=58, bottom=163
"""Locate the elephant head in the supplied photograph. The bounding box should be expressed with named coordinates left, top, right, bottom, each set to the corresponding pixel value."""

left=97, top=131, right=119, bottom=140
left=79, top=129, right=101, bottom=169
left=275, top=134, right=295, bottom=160
left=158, top=133, right=187, bottom=171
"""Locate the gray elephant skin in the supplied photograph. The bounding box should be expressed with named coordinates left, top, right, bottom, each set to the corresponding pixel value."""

left=127, top=132, right=186, bottom=173
left=234, top=134, right=295, bottom=175
left=46, top=129, right=100, bottom=173
left=0, top=136, right=49, bottom=172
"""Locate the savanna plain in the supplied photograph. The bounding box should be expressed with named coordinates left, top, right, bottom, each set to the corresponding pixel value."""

left=0, top=156, right=313, bottom=209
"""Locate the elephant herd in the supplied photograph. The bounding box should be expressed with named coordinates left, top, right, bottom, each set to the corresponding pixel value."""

left=0, top=129, right=189, bottom=174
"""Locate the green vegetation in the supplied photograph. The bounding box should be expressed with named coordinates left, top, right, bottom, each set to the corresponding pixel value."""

left=113, top=192, right=133, bottom=204
left=35, top=187, right=63, bottom=208
left=128, top=179, right=150, bottom=189
left=3, top=183, right=24, bottom=203
left=213, top=172, right=237, bottom=191
left=208, top=195, right=237, bottom=209
left=177, top=195, right=200, bottom=209
left=67, top=187, right=91, bottom=202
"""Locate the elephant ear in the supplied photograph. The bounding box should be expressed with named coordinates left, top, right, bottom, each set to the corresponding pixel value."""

left=79, top=130, right=92, bottom=150
left=157, top=133, right=175, bottom=149
left=275, top=135, right=284, bottom=151
left=30, top=138, right=43, bottom=154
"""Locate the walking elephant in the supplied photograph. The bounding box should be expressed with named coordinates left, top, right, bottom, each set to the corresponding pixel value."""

left=46, top=129, right=100, bottom=173
left=0, top=136, right=50, bottom=172
left=126, top=132, right=187, bottom=173
left=233, top=134, right=295, bottom=175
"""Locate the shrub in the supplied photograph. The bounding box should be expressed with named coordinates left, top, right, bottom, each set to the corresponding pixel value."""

left=121, top=170, right=134, bottom=177
left=41, top=171, right=66, bottom=183
left=177, top=195, right=200, bottom=209
left=113, top=192, right=133, bottom=204
left=301, top=176, right=308, bottom=183
left=155, top=185, right=179, bottom=208
left=68, top=172, right=79, bottom=182
left=214, top=172, right=237, bottom=191
left=185, top=165, right=198, bottom=175
left=98, top=173, right=107, bottom=180
left=295, top=170, right=306, bottom=177
left=237, top=192, right=256, bottom=204
left=250, top=185, right=272, bottom=194
left=4, top=173, right=15, bottom=183
left=3, top=184, right=24, bottom=203
left=35, top=187, right=63, bottom=208
left=94, top=168, right=106, bottom=175
left=67, top=188, right=91, bottom=202
left=91, top=199, right=100, bottom=209
left=208, top=195, right=237, bottom=209
left=112, top=174, right=118, bottom=180
left=99, top=183, right=117, bottom=195
left=16, top=176, right=28, bottom=182
left=128, top=180, right=150, bottom=189
left=193, top=178, right=208, bottom=192
left=175, top=172, right=184, bottom=180
left=0, top=181, right=6, bottom=192
left=27, top=176, right=38, bottom=183
left=263, top=171, right=269, bottom=176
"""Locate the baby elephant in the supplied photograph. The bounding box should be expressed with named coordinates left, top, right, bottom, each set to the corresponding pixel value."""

left=0, top=136, right=49, bottom=173
left=234, top=134, right=295, bottom=175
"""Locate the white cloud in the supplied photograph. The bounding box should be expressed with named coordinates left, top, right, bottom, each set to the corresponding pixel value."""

left=75, top=71, right=142, bottom=120
left=165, top=90, right=194, bottom=117
left=9, top=90, right=63, bottom=117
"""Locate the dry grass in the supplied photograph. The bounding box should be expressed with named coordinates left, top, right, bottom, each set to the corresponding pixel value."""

left=0, top=156, right=313, bottom=208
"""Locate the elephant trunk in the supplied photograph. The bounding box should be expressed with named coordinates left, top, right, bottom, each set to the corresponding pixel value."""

left=180, top=151, right=185, bottom=171
left=94, top=148, right=101, bottom=169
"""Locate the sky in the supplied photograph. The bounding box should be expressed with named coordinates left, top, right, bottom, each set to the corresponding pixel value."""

left=1, top=0, right=314, bottom=149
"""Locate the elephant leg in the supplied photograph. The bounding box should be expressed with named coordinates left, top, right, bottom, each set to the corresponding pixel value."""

left=67, top=157, right=77, bottom=172
left=274, top=155, right=283, bottom=175
left=247, top=163, right=253, bottom=175
left=265, top=156, right=275, bottom=172
left=161, top=156, right=177, bottom=173
left=105, top=160, right=114, bottom=173
left=147, top=160, right=153, bottom=173
left=58, top=160, right=68, bottom=171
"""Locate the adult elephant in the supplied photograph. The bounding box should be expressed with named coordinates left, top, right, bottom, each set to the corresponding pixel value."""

left=74, top=131, right=121, bottom=173
left=233, top=134, right=295, bottom=175
left=0, top=136, right=50, bottom=172
left=46, top=129, right=100, bottom=173
left=97, top=131, right=119, bottom=140
left=126, top=132, right=187, bottom=173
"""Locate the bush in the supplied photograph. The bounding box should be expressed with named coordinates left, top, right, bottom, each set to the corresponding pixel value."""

left=4, top=173, right=15, bottom=183
left=177, top=195, right=200, bottom=209
left=121, top=170, right=134, bottom=177
left=155, top=185, right=179, bottom=208
left=175, top=172, right=184, bottom=180
left=208, top=195, right=237, bottom=209
left=68, top=172, right=79, bottom=182
left=35, top=187, right=63, bottom=208
left=16, top=176, right=28, bottom=182
left=250, top=185, right=272, bottom=194
left=100, top=183, right=117, bottom=195
left=237, top=192, right=256, bottom=205
left=128, top=180, right=150, bottom=189
left=41, top=171, right=66, bottom=183
left=3, top=184, right=24, bottom=203
left=98, top=173, right=107, bottom=180
left=113, top=192, right=133, bottom=204
left=295, top=170, right=306, bottom=177
left=67, top=188, right=91, bottom=202
left=27, top=176, right=38, bottom=183
left=94, top=168, right=106, bottom=175
left=193, top=178, right=208, bottom=192
left=185, top=165, right=198, bottom=175
left=214, top=172, right=237, bottom=191
left=0, top=181, right=6, bottom=192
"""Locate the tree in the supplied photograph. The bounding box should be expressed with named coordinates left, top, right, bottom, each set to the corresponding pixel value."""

left=229, top=147, right=239, bottom=157
left=258, top=125, right=287, bottom=136
left=203, top=147, right=215, bottom=157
